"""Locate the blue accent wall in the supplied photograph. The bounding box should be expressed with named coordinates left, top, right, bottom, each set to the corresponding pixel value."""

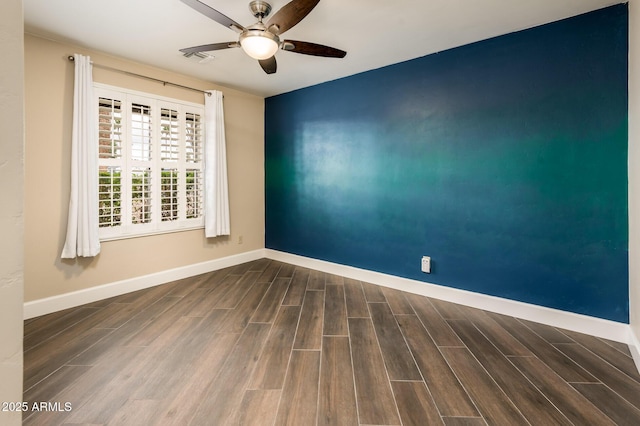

left=265, top=5, right=629, bottom=322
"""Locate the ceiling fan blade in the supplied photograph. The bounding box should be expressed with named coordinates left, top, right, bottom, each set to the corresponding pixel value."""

left=282, top=40, right=346, bottom=58
left=259, top=56, right=277, bottom=74
left=180, top=42, right=239, bottom=55
left=180, top=0, right=245, bottom=33
left=266, top=0, right=320, bottom=35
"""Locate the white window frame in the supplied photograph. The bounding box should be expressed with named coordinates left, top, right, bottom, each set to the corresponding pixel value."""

left=96, top=83, right=205, bottom=241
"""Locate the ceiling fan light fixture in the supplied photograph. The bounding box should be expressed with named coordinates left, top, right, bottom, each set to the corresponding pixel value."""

left=239, top=29, right=280, bottom=60
left=179, top=0, right=347, bottom=75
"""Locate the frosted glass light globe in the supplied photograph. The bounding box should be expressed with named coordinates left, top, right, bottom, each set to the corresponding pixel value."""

left=240, top=30, right=279, bottom=60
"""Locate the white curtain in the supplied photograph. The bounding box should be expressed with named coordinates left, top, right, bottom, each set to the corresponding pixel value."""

left=61, top=54, right=100, bottom=258
left=204, top=90, right=230, bottom=237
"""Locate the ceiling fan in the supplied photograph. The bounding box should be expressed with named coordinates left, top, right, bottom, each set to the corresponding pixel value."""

left=179, top=0, right=347, bottom=74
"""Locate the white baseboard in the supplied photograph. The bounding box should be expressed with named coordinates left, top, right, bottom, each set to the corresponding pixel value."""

left=25, top=247, right=637, bottom=369
left=631, top=327, right=640, bottom=373
left=23, top=249, right=265, bottom=320
left=265, top=249, right=632, bottom=345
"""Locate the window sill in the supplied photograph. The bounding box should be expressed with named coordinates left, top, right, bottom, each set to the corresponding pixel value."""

left=99, top=224, right=204, bottom=242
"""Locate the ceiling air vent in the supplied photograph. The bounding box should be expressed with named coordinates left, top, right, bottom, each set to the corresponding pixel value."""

left=182, top=51, right=215, bottom=64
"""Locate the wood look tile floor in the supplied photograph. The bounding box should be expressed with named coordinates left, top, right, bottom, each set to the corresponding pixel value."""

left=23, top=259, right=640, bottom=425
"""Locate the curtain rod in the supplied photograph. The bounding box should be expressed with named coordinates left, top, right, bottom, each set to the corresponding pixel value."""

left=67, top=55, right=211, bottom=96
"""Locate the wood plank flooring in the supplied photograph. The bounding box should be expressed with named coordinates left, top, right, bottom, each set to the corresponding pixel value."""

left=23, top=259, right=640, bottom=425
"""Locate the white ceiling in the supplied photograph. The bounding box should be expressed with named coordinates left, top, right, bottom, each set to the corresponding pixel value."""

left=24, top=0, right=622, bottom=98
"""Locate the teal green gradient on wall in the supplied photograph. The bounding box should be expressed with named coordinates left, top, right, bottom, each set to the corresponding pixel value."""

left=265, top=5, right=629, bottom=322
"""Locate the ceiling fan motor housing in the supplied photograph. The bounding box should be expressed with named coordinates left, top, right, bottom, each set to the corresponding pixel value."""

left=249, top=1, right=272, bottom=19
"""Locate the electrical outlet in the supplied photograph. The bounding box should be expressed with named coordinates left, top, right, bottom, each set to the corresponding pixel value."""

left=421, top=256, right=431, bottom=273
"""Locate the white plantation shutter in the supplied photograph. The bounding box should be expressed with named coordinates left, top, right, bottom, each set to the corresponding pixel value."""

left=129, top=100, right=153, bottom=230
left=159, top=107, right=179, bottom=223
left=130, top=102, right=152, bottom=161
left=186, top=112, right=204, bottom=220
left=94, top=84, right=205, bottom=240
left=186, top=112, right=203, bottom=163
left=186, top=168, right=203, bottom=219
left=98, top=98, right=122, bottom=159
left=161, top=168, right=179, bottom=221
left=98, top=166, right=122, bottom=227
left=98, top=96, right=123, bottom=229
left=131, top=167, right=152, bottom=224
left=161, top=108, right=179, bottom=161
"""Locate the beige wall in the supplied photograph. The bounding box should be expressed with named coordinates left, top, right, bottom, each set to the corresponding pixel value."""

left=0, top=0, right=24, bottom=424
left=24, top=34, right=265, bottom=302
left=630, top=0, right=640, bottom=347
